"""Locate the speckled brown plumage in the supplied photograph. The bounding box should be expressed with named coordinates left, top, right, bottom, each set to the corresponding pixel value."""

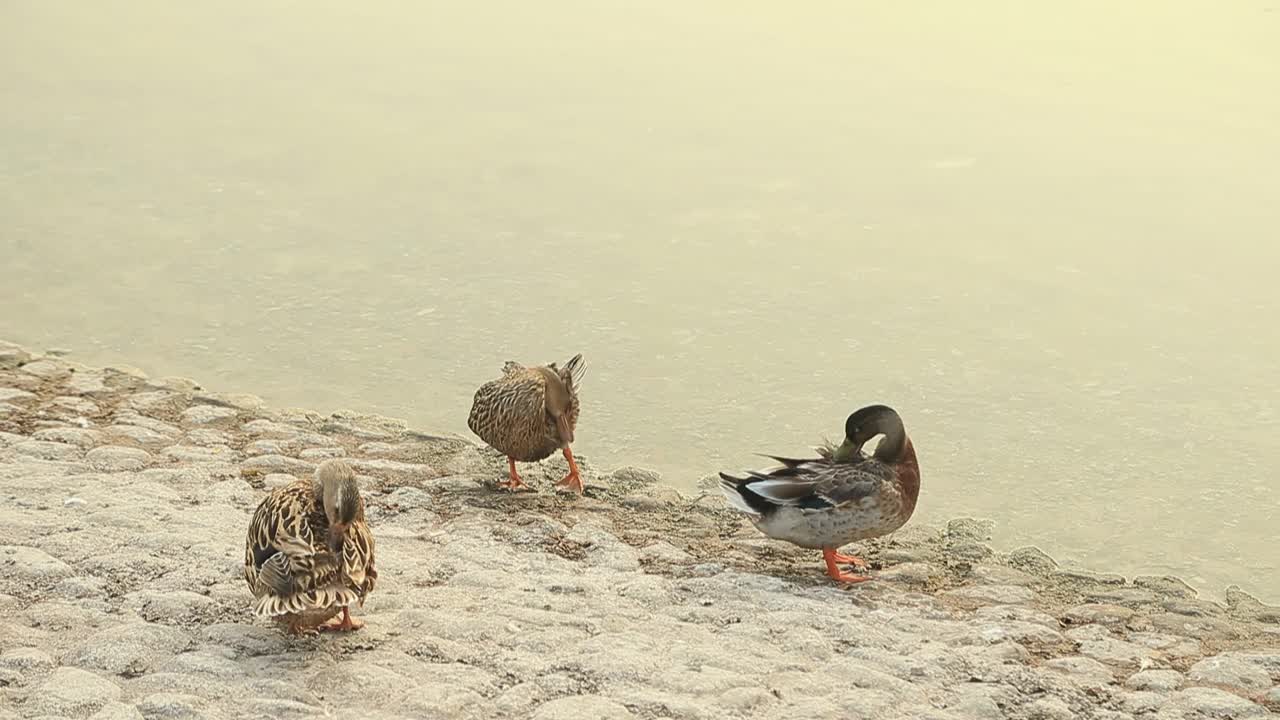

left=243, top=459, right=377, bottom=633
left=468, top=354, right=586, bottom=493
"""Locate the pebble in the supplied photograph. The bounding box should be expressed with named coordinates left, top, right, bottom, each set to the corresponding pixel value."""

left=179, top=405, right=239, bottom=426
left=1187, top=653, right=1273, bottom=691
left=86, top=446, right=153, bottom=472
left=29, top=666, right=122, bottom=717
left=12, top=440, right=84, bottom=461
left=1124, top=668, right=1184, bottom=692
left=1119, top=690, right=1165, bottom=714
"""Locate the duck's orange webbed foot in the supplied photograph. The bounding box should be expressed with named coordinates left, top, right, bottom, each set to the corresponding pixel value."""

left=823, top=548, right=873, bottom=584
left=319, top=607, right=365, bottom=632
left=831, top=551, right=869, bottom=570
left=555, top=446, right=584, bottom=495
left=497, top=457, right=530, bottom=491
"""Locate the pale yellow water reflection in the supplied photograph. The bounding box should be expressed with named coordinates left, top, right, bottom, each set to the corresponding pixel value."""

left=2, top=1, right=1278, bottom=600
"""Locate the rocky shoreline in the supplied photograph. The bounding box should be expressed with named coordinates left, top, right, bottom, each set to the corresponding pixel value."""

left=1, top=340, right=1277, bottom=719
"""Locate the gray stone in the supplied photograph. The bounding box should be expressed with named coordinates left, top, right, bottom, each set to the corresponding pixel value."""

left=179, top=405, right=238, bottom=425
left=184, top=429, right=231, bottom=446
left=1160, top=686, right=1269, bottom=717
left=638, top=541, right=694, bottom=564
left=262, top=473, right=298, bottom=489
left=0, top=342, right=32, bottom=369
left=242, top=419, right=301, bottom=437
left=1064, top=603, right=1136, bottom=627
left=21, top=358, right=71, bottom=378
left=1187, top=653, right=1273, bottom=691
left=241, top=454, right=315, bottom=475
left=942, top=584, right=1035, bottom=605
left=161, top=445, right=235, bottom=463
left=0, top=387, right=36, bottom=403
left=53, top=395, right=99, bottom=413
left=1066, top=625, right=1155, bottom=668
left=103, top=364, right=149, bottom=390
left=70, top=622, right=192, bottom=675
left=1119, top=691, right=1165, bottom=714
left=192, top=391, right=264, bottom=410
left=1043, top=656, right=1116, bottom=686
left=1125, top=669, right=1184, bottom=692
left=245, top=438, right=298, bottom=456
left=67, top=371, right=110, bottom=396
left=0, top=646, right=55, bottom=679
left=91, top=704, right=145, bottom=720
left=298, top=446, right=346, bottom=460
left=347, top=457, right=436, bottom=480
left=32, top=427, right=104, bottom=449
left=106, top=424, right=177, bottom=449
left=29, top=667, right=122, bottom=717
left=0, top=545, right=73, bottom=584
left=136, top=693, right=203, bottom=719
left=12, top=440, right=84, bottom=461
left=86, top=446, right=153, bottom=472
left=532, top=695, right=636, bottom=719
left=1026, top=697, right=1073, bottom=720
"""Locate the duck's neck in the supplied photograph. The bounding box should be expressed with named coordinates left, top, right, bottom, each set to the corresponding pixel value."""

left=896, top=437, right=921, bottom=513
left=872, top=418, right=907, bottom=462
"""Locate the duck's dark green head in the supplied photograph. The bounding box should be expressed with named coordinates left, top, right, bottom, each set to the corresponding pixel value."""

left=833, top=404, right=903, bottom=462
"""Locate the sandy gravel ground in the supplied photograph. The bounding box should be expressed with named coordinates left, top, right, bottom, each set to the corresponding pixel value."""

left=1, top=340, right=1277, bottom=719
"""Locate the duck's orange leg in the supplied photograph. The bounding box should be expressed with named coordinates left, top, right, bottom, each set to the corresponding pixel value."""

left=831, top=551, right=869, bottom=570
left=555, top=446, right=584, bottom=494
left=497, top=457, right=529, bottom=491
left=823, top=548, right=873, bottom=584
left=319, top=606, right=365, bottom=632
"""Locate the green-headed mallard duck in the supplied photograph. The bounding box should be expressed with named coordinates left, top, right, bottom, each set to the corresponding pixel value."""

left=719, top=404, right=920, bottom=584
left=243, top=458, right=377, bottom=634
left=468, top=354, right=586, bottom=493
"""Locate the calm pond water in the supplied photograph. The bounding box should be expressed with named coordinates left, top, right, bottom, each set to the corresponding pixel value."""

left=3, top=1, right=1278, bottom=600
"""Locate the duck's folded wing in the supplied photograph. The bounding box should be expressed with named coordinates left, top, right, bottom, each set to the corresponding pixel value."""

left=746, top=464, right=886, bottom=511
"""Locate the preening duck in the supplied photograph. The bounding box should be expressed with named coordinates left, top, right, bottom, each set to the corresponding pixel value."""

left=719, top=404, right=920, bottom=584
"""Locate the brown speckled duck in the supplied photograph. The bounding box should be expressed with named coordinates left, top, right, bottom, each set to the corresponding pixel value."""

left=719, top=404, right=920, bottom=584
left=244, top=459, right=377, bottom=634
left=468, top=354, right=586, bottom=494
